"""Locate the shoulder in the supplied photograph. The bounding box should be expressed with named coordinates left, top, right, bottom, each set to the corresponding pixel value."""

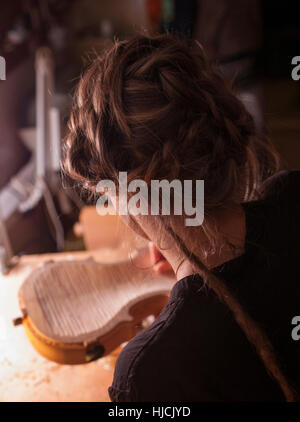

left=258, top=170, right=300, bottom=203
left=108, top=274, right=243, bottom=402
left=108, top=276, right=206, bottom=401
left=244, top=170, right=300, bottom=233
left=108, top=272, right=285, bottom=402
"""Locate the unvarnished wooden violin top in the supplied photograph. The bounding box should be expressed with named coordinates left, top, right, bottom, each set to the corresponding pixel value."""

left=16, top=257, right=175, bottom=364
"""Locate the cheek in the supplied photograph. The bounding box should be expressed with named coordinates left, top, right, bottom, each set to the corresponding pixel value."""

left=119, top=215, right=151, bottom=241
left=109, top=195, right=150, bottom=241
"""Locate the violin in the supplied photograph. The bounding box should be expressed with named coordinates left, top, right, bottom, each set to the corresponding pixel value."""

left=13, top=254, right=175, bottom=365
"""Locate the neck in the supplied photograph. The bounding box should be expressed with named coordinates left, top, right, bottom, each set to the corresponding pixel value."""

left=174, top=203, right=246, bottom=280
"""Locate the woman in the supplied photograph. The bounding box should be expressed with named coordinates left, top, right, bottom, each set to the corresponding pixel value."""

left=63, top=34, right=300, bottom=401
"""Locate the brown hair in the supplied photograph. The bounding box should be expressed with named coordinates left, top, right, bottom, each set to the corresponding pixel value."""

left=62, top=33, right=298, bottom=401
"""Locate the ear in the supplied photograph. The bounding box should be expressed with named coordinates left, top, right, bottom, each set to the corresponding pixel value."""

left=149, top=242, right=173, bottom=275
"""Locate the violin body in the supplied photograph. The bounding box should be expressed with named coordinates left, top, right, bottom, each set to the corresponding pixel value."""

left=16, top=258, right=175, bottom=364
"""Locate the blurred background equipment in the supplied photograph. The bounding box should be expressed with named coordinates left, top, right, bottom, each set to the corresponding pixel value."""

left=0, top=1, right=83, bottom=274
left=0, top=44, right=80, bottom=274
left=158, top=0, right=265, bottom=133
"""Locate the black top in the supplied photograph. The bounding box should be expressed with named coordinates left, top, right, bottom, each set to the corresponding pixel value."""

left=108, top=170, right=300, bottom=402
